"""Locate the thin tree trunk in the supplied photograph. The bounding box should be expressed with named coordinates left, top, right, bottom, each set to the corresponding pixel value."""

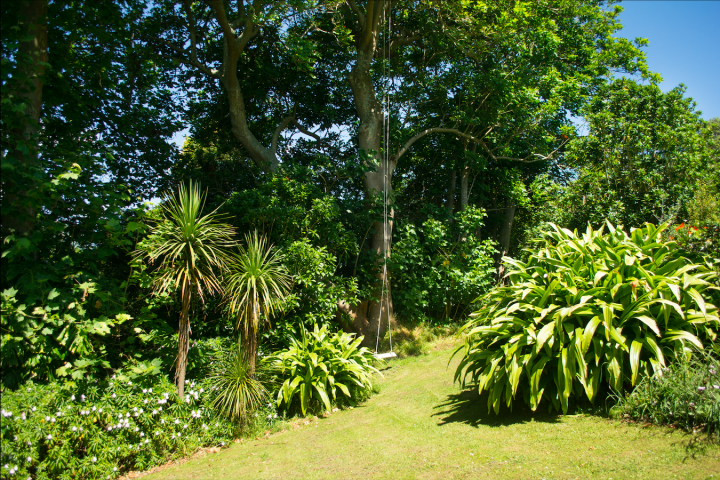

left=446, top=169, right=456, bottom=216
left=2, top=0, right=48, bottom=235
left=176, top=287, right=192, bottom=398
left=494, top=197, right=517, bottom=279
left=242, top=301, right=259, bottom=374
left=459, top=167, right=470, bottom=211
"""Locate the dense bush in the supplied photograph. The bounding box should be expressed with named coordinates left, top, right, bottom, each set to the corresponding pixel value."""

left=265, top=239, right=359, bottom=350
left=0, top=375, right=238, bottom=479
left=615, top=346, right=720, bottom=435
left=454, top=222, right=720, bottom=414
left=267, top=325, right=378, bottom=415
left=390, top=206, right=496, bottom=323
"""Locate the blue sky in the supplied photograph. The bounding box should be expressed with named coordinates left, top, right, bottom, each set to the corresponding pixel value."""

left=615, top=0, right=720, bottom=120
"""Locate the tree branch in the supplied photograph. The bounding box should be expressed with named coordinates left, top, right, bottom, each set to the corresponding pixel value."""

left=346, top=0, right=365, bottom=28
left=392, top=127, right=563, bottom=164
left=292, top=119, right=322, bottom=142
left=271, top=115, right=296, bottom=155
left=159, top=39, right=220, bottom=78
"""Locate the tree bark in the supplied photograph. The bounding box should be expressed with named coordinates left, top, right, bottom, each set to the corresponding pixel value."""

left=176, top=286, right=192, bottom=398
left=459, top=167, right=470, bottom=211
left=346, top=0, right=393, bottom=348
left=446, top=169, right=456, bottom=215
left=2, top=0, right=48, bottom=235
left=494, top=196, right=517, bottom=279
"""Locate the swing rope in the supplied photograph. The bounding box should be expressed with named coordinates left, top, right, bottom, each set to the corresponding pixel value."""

left=375, top=4, right=395, bottom=360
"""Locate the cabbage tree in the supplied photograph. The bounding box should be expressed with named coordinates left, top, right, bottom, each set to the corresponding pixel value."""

left=135, top=181, right=234, bottom=398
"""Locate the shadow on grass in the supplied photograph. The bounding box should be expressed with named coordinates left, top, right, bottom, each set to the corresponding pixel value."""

left=433, top=388, right=562, bottom=428
left=669, top=429, right=720, bottom=461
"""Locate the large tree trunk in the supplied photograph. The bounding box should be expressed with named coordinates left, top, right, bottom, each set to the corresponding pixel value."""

left=346, top=1, right=393, bottom=348
left=176, top=287, right=192, bottom=398
left=494, top=197, right=517, bottom=279
left=1, top=0, right=48, bottom=236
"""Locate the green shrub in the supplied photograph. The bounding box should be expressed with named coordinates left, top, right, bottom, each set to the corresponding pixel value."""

left=614, top=346, right=720, bottom=435
left=267, top=325, right=379, bottom=416
left=390, top=207, right=496, bottom=324
left=209, top=344, right=267, bottom=421
left=0, top=375, right=236, bottom=479
left=454, top=222, right=720, bottom=414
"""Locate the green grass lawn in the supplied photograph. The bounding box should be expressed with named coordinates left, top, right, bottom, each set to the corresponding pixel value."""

left=143, top=345, right=720, bottom=480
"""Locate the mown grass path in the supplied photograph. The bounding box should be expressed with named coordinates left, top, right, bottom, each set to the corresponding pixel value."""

left=145, top=346, right=720, bottom=479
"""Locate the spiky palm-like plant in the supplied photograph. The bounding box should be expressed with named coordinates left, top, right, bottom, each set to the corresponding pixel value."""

left=209, top=344, right=268, bottom=421
left=226, top=231, right=291, bottom=372
left=135, top=181, right=234, bottom=398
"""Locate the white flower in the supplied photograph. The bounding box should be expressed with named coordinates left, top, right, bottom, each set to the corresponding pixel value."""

left=183, top=424, right=188, bottom=429
left=92, top=457, right=97, bottom=462
left=98, top=408, right=103, bottom=413
left=26, top=457, right=31, bottom=463
left=143, top=399, right=148, bottom=404
left=45, top=416, right=50, bottom=421
left=72, top=426, right=77, bottom=432
left=161, top=419, right=165, bottom=424
left=128, top=381, right=132, bottom=386
left=50, top=417, right=55, bottom=423
left=79, top=427, right=83, bottom=431
left=47, top=434, right=52, bottom=440
left=20, top=413, right=26, bottom=420
left=143, top=389, right=147, bottom=394
left=107, top=426, right=112, bottom=431
left=175, top=419, right=180, bottom=424
left=111, top=393, right=116, bottom=398
left=139, top=408, right=143, bottom=414
left=126, top=413, right=130, bottom=418
left=140, top=432, right=144, bottom=437
left=31, top=407, right=36, bottom=412
left=113, top=467, right=118, bottom=472
left=149, top=388, right=153, bottom=393
left=158, top=406, right=162, bottom=411
left=200, top=388, right=204, bottom=393
left=71, top=395, right=76, bottom=401
left=135, top=427, right=139, bottom=432
left=92, top=406, right=97, bottom=411
left=145, top=439, right=149, bottom=444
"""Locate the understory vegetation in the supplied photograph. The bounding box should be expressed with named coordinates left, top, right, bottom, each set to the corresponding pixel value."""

left=2, top=0, right=720, bottom=478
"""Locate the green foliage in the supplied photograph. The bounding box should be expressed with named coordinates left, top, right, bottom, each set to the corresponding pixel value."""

left=268, top=325, right=378, bottom=416
left=454, top=222, right=720, bottom=415
left=226, top=231, right=292, bottom=366
left=390, top=207, right=496, bottom=323
left=136, top=182, right=234, bottom=298
left=0, top=375, right=235, bottom=480
left=615, top=346, right=720, bottom=435
left=270, top=238, right=358, bottom=348
left=209, top=345, right=267, bottom=421
left=134, top=181, right=235, bottom=394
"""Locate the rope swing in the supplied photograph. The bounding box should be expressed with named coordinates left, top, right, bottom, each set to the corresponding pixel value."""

left=375, top=5, right=396, bottom=361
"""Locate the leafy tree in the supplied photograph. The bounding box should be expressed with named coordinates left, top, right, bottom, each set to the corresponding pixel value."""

left=134, top=182, right=235, bottom=397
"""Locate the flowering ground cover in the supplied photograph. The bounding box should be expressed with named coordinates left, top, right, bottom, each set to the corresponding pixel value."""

left=144, top=345, right=720, bottom=480
left=0, top=375, right=283, bottom=479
